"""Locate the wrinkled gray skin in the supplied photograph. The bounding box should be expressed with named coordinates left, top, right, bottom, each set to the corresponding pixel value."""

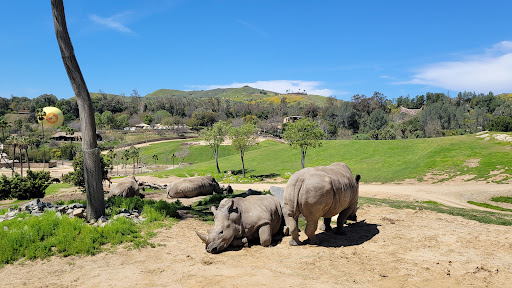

left=108, top=176, right=140, bottom=198
left=283, top=162, right=360, bottom=246
left=167, top=176, right=232, bottom=198
left=195, top=195, right=283, bottom=254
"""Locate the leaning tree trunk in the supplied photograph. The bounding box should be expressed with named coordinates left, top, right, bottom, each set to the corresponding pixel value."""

left=51, top=0, right=105, bottom=220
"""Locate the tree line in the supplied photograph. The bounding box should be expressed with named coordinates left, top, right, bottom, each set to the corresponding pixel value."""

left=2, top=89, right=511, bottom=142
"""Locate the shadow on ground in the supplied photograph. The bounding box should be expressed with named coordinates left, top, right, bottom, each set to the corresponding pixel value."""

left=312, top=220, right=380, bottom=248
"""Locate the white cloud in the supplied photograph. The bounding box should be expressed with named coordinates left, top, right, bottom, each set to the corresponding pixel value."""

left=89, top=13, right=134, bottom=34
left=402, top=41, right=512, bottom=93
left=198, top=80, right=335, bottom=96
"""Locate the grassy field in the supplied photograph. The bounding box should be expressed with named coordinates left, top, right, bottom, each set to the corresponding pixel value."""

left=139, top=134, right=512, bottom=183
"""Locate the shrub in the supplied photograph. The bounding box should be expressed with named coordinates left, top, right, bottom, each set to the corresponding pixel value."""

left=352, top=133, right=371, bottom=140
left=0, top=175, right=11, bottom=200
left=65, top=152, right=110, bottom=191
left=487, top=116, right=512, bottom=132
left=4, top=171, right=50, bottom=200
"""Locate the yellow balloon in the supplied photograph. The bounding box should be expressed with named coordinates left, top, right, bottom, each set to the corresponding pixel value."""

left=38, top=107, right=64, bottom=128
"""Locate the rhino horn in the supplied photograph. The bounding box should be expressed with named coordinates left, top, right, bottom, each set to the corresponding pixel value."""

left=195, top=230, right=208, bottom=244
left=210, top=206, right=217, bottom=215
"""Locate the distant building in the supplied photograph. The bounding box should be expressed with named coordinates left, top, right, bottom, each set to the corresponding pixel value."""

left=50, top=132, right=102, bottom=141
left=283, top=116, right=303, bottom=124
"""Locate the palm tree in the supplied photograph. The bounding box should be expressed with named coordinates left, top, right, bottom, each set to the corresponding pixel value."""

left=19, top=136, right=30, bottom=172
left=152, top=154, right=158, bottom=169
left=129, top=146, right=140, bottom=175
left=122, top=149, right=131, bottom=176
left=36, top=109, right=47, bottom=171
left=6, top=136, right=19, bottom=177
left=106, top=149, right=116, bottom=176
left=0, top=118, right=7, bottom=142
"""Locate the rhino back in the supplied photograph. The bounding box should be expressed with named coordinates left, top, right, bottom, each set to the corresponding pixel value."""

left=283, top=162, right=358, bottom=218
left=167, top=176, right=219, bottom=198
left=109, top=178, right=138, bottom=198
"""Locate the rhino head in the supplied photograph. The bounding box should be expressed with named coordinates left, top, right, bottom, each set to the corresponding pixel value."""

left=195, top=199, right=240, bottom=253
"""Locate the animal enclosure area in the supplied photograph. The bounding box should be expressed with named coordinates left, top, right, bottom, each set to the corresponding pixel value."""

left=1, top=176, right=512, bottom=287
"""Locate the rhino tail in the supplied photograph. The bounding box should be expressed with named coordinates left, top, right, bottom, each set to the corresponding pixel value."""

left=355, top=174, right=361, bottom=184
left=286, top=176, right=305, bottom=217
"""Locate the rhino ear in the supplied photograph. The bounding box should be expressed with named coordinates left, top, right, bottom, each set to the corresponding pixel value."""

left=228, top=199, right=239, bottom=214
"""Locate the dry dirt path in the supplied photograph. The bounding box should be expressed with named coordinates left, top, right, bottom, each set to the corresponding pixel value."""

left=1, top=202, right=511, bottom=287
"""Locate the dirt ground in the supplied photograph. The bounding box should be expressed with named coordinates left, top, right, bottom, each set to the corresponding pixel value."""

left=2, top=175, right=512, bottom=287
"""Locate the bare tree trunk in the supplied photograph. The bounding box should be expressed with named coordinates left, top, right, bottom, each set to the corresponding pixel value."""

left=52, top=0, right=104, bottom=220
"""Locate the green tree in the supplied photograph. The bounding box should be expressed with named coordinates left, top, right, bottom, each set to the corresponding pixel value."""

left=283, top=118, right=325, bottom=169
left=230, top=123, right=258, bottom=178
left=144, top=114, right=154, bottom=125
left=129, top=146, right=140, bottom=175
left=201, top=120, right=231, bottom=173
left=67, top=152, right=110, bottom=191
left=101, top=111, right=114, bottom=129
left=0, top=118, right=7, bottom=141
left=152, top=154, right=159, bottom=168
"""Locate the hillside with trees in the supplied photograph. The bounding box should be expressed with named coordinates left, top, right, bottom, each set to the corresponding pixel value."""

left=1, top=88, right=511, bottom=157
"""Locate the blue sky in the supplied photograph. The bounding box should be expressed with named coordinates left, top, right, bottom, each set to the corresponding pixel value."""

left=1, top=1, right=512, bottom=101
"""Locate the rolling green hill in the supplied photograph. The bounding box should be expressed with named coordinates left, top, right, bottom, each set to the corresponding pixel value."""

left=145, top=86, right=328, bottom=105
left=137, top=133, right=512, bottom=183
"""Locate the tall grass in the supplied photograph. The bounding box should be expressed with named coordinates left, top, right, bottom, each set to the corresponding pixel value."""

left=0, top=196, right=183, bottom=266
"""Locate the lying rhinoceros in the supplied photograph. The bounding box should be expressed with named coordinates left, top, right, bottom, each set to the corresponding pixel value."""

left=283, top=162, right=360, bottom=245
left=195, top=194, right=283, bottom=253
left=167, top=176, right=232, bottom=198
left=108, top=176, right=141, bottom=198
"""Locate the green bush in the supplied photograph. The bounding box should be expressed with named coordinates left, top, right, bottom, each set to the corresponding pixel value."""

left=0, top=174, right=11, bottom=200
left=352, top=133, right=371, bottom=140
left=0, top=171, right=50, bottom=200
left=0, top=211, right=144, bottom=265
left=487, top=116, right=512, bottom=132
left=64, top=152, right=110, bottom=190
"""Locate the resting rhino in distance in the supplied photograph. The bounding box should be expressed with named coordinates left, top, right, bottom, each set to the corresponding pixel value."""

left=167, top=176, right=232, bottom=198
left=283, top=162, right=360, bottom=246
left=108, top=176, right=141, bottom=198
left=195, top=194, right=283, bottom=253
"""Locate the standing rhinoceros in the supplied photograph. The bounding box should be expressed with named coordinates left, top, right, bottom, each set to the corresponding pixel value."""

left=167, top=176, right=232, bottom=198
left=283, top=162, right=360, bottom=246
left=108, top=176, right=140, bottom=198
left=195, top=194, right=283, bottom=253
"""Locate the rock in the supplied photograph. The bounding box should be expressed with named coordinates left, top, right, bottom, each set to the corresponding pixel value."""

left=8, top=207, right=16, bottom=213
left=72, top=208, right=85, bottom=218
left=31, top=199, right=41, bottom=206
left=270, top=186, right=285, bottom=207
left=98, top=216, right=108, bottom=225
left=55, top=212, right=62, bottom=219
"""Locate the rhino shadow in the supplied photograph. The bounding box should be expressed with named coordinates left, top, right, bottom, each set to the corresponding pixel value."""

left=312, top=220, right=380, bottom=248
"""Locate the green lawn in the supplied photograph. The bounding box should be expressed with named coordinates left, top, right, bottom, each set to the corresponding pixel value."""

left=138, top=134, right=512, bottom=183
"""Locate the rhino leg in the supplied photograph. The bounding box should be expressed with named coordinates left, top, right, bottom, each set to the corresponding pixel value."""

left=319, top=217, right=333, bottom=231
left=304, top=218, right=320, bottom=245
left=231, top=237, right=249, bottom=248
left=258, top=225, right=272, bottom=247
left=284, top=215, right=300, bottom=246
left=334, top=204, right=357, bottom=235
